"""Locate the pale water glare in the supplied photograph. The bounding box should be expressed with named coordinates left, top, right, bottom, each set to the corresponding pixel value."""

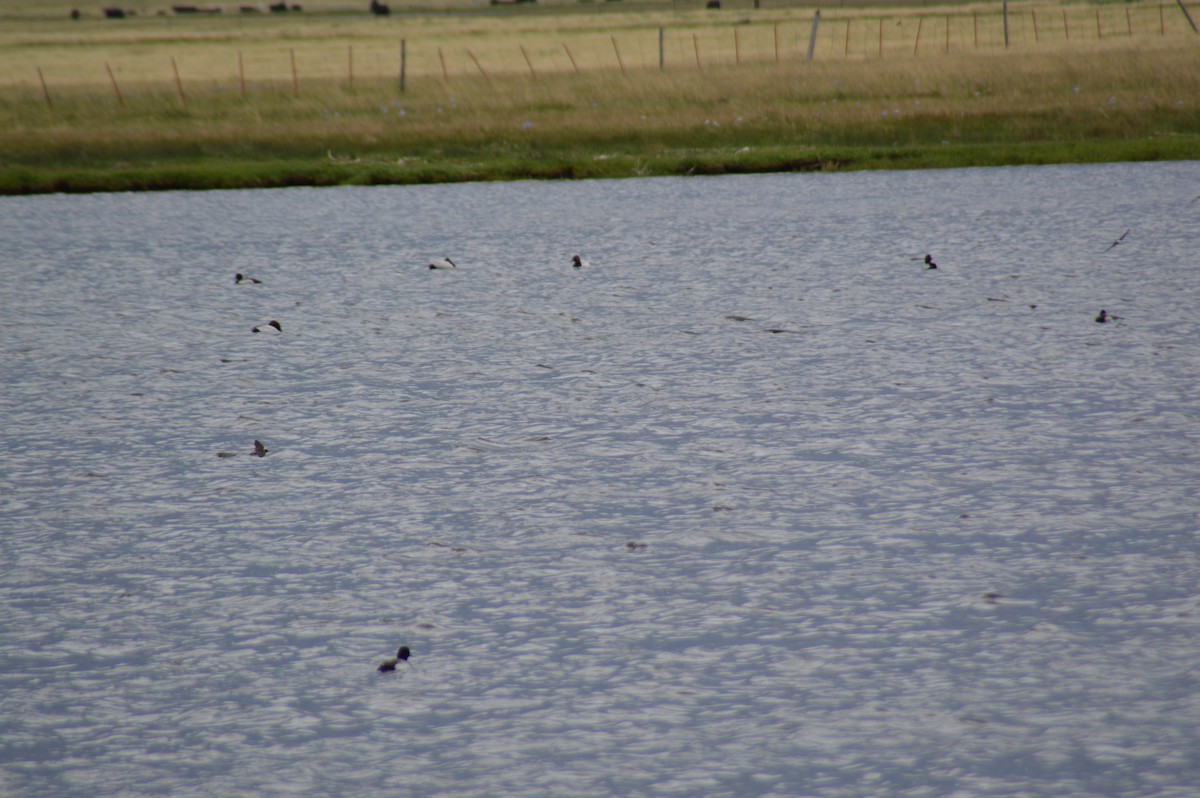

left=2, top=162, right=1200, bottom=797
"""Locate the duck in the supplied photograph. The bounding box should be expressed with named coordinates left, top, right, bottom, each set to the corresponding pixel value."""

left=571, top=255, right=589, bottom=269
left=1095, top=309, right=1108, bottom=323
left=250, top=439, right=268, bottom=457
left=235, top=273, right=262, bottom=284
left=252, top=320, right=282, bottom=333
left=924, top=254, right=938, bottom=269
left=378, top=646, right=412, bottom=672
left=428, top=258, right=457, bottom=270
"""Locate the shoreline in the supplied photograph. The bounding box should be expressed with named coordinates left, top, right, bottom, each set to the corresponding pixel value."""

left=4, top=138, right=1198, bottom=196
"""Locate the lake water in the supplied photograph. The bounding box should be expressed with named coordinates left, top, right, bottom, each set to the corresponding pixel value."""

left=2, top=162, right=1199, bottom=797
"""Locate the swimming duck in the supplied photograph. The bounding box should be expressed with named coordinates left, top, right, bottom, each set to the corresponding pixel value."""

left=378, top=646, right=412, bottom=672
left=251, top=439, right=268, bottom=457
left=235, top=273, right=262, bottom=284
left=428, top=258, right=457, bottom=270
left=571, top=255, right=589, bottom=269
left=924, top=254, right=938, bottom=269
left=1095, top=310, right=1108, bottom=323
left=252, top=320, right=282, bottom=333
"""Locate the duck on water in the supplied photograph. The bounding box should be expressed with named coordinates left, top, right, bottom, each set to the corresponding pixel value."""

left=378, top=646, right=412, bottom=672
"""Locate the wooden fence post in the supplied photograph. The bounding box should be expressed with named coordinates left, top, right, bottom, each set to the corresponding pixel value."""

left=1032, top=9, right=1039, bottom=42
left=36, top=66, right=52, bottom=110
left=106, top=62, right=125, bottom=107
left=400, top=39, right=406, bottom=92
left=520, top=44, right=536, bottom=79
left=1175, top=0, right=1197, bottom=32
left=466, top=49, right=491, bottom=84
left=611, top=35, right=626, bottom=75
left=1003, top=1, right=1010, bottom=48
left=562, top=43, right=580, bottom=73
left=171, top=56, right=186, bottom=108
left=290, top=48, right=298, bottom=96
left=438, top=47, right=448, bottom=80
left=659, top=27, right=665, bottom=70
left=348, top=45, right=354, bottom=89
left=238, top=51, right=245, bottom=98
left=693, top=33, right=702, bottom=70
left=913, top=16, right=924, bottom=54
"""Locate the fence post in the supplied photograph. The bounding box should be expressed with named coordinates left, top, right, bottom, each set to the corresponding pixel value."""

left=735, top=27, right=741, bottom=65
left=36, top=66, right=52, bottom=111
left=171, top=56, right=186, bottom=108
left=348, top=45, right=354, bottom=89
left=1003, top=1, right=1009, bottom=48
left=1031, top=9, right=1039, bottom=42
left=466, top=49, right=492, bottom=84
left=913, top=16, right=924, bottom=54
left=106, top=62, right=125, bottom=107
left=562, top=43, right=580, bottom=73
left=238, top=51, right=245, bottom=98
left=693, top=33, right=702, bottom=70
left=290, top=48, right=298, bottom=96
left=1175, top=0, right=1198, bottom=32
left=520, top=44, right=536, bottom=79
left=659, top=26, right=665, bottom=70
left=400, top=39, right=406, bottom=93
left=806, top=10, right=821, bottom=61
left=611, top=35, right=626, bottom=75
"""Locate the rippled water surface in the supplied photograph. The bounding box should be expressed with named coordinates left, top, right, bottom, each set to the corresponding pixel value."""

left=3, top=162, right=1200, bottom=797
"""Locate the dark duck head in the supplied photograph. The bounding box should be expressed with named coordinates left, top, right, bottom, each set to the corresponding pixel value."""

left=378, top=646, right=412, bottom=672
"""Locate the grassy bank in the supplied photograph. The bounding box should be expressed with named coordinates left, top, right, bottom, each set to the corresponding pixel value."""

left=2, top=2, right=1198, bottom=193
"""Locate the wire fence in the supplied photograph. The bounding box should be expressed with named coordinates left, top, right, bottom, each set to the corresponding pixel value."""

left=13, top=1, right=1200, bottom=104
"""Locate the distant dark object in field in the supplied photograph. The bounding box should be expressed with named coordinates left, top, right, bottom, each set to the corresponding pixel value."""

left=571, top=255, right=588, bottom=269
left=251, top=440, right=268, bottom=457
left=269, top=1, right=288, bottom=11
left=70, top=8, right=81, bottom=19
left=378, top=646, right=411, bottom=672
left=428, top=257, right=457, bottom=270
left=626, top=541, right=648, bottom=551
left=1104, top=228, right=1130, bottom=252
left=172, top=5, right=222, bottom=13
left=491, top=0, right=536, bottom=5
left=706, top=0, right=721, bottom=8
left=239, top=5, right=261, bottom=12
left=252, top=320, right=282, bottom=333
left=369, top=0, right=390, bottom=14
left=924, top=254, right=938, bottom=269
left=235, top=273, right=262, bottom=284
left=1095, top=309, right=1108, bottom=323
left=103, top=6, right=126, bottom=18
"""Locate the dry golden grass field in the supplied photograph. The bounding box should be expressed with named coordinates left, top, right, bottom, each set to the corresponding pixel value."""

left=1, top=0, right=1197, bottom=192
